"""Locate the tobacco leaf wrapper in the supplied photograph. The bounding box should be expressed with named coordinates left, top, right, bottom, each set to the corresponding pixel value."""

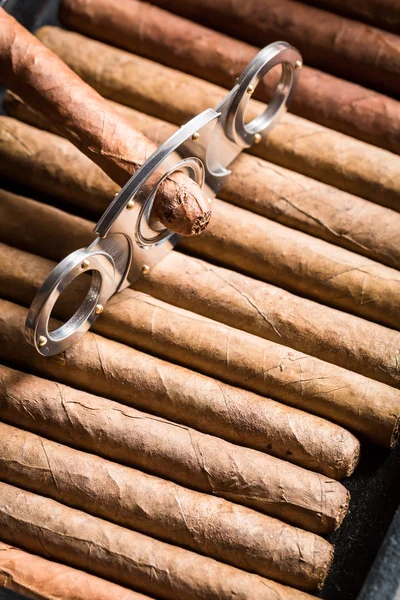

left=145, top=0, right=400, bottom=96
left=0, top=8, right=210, bottom=236
left=0, top=419, right=334, bottom=589
left=35, top=25, right=400, bottom=211
left=0, top=482, right=318, bottom=599
left=0, top=542, right=151, bottom=600
left=300, top=0, right=400, bottom=33
left=0, top=240, right=362, bottom=476
left=1, top=117, right=400, bottom=332
left=60, top=0, right=400, bottom=155
left=1, top=192, right=400, bottom=445
left=0, top=311, right=350, bottom=535
left=7, top=92, right=400, bottom=272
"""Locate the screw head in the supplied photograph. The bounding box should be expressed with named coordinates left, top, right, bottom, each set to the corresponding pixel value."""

left=254, top=133, right=262, bottom=144
left=141, top=264, right=150, bottom=275
left=246, top=84, right=255, bottom=94
left=126, top=199, right=135, bottom=210
left=81, top=259, right=90, bottom=269
left=192, top=132, right=200, bottom=142
left=295, top=60, right=302, bottom=70
left=38, top=336, right=47, bottom=347
left=95, top=304, right=104, bottom=315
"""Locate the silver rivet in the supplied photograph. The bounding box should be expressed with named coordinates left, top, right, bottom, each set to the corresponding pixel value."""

left=141, top=265, right=150, bottom=275
left=38, top=336, right=47, bottom=347
left=81, top=259, right=90, bottom=269
left=95, top=304, right=104, bottom=315
left=126, top=199, right=135, bottom=210
left=246, top=85, right=254, bottom=94
left=254, top=133, right=262, bottom=144
left=295, top=60, right=302, bottom=70
left=192, top=132, right=200, bottom=141
left=114, top=192, right=119, bottom=198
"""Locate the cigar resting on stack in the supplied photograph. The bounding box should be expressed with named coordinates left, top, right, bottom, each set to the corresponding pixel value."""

left=7, top=91, right=400, bottom=271
left=0, top=420, right=334, bottom=589
left=0, top=236, right=398, bottom=454
left=0, top=8, right=211, bottom=236
left=2, top=117, right=400, bottom=332
left=0, top=542, right=152, bottom=600
left=145, top=0, right=400, bottom=96
left=0, top=482, right=318, bottom=599
left=301, top=0, right=400, bottom=33
left=34, top=26, right=400, bottom=210
left=60, top=0, right=400, bottom=154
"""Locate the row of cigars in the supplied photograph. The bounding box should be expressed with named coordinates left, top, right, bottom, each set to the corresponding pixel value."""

left=1, top=0, right=400, bottom=598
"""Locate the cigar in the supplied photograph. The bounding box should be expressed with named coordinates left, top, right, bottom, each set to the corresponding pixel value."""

left=0, top=240, right=363, bottom=475
left=145, top=0, right=400, bottom=97
left=0, top=482, right=318, bottom=599
left=35, top=26, right=400, bottom=211
left=1, top=195, right=400, bottom=448
left=272, top=0, right=400, bottom=35
left=7, top=92, right=400, bottom=271
left=60, top=0, right=400, bottom=155
left=0, top=9, right=210, bottom=236
left=0, top=421, right=334, bottom=589
left=0, top=307, right=350, bottom=535
left=2, top=118, right=400, bottom=332
left=0, top=542, right=151, bottom=600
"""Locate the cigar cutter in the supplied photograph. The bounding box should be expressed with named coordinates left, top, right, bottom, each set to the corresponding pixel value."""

left=25, top=41, right=302, bottom=355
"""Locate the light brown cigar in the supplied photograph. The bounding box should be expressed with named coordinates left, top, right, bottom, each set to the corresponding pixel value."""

left=7, top=92, right=400, bottom=271
left=0, top=9, right=210, bottom=236
left=146, top=0, right=400, bottom=97
left=0, top=242, right=363, bottom=475
left=36, top=26, right=400, bottom=210
left=60, top=0, right=400, bottom=155
left=0, top=421, right=334, bottom=589
left=0, top=542, right=152, bottom=600
left=0, top=483, right=318, bottom=599
left=283, top=0, right=400, bottom=35
left=0, top=305, right=350, bottom=535
left=2, top=118, right=400, bottom=331
left=2, top=191, right=400, bottom=415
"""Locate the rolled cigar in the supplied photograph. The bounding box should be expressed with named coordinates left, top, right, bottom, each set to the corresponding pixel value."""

left=0, top=306, right=350, bottom=535
left=2, top=118, right=400, bottom=331
left=146, top=0, right=400, bottom=97
left=60, top=0, right=400, bottom=155
left=0, top=483, right=317, bottom=599
left=0, top=9, right=210, bottom=236
left=0, top=421, right=334, bottom=589
left=0, top=542, right=152, bottom=600
left=35, top=26, right=400, bottom=210
left=291, top=0, right=400, bottom=34
left=0, top=241, right=364, bottom=474
left=7, top=92, right=400, bottom=271
left=2, top=193, right=400, bottom=428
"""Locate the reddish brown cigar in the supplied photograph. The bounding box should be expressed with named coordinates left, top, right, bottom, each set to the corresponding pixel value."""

left=301, top=0, right=400, bottom=34
left=60, top=0, right=400, bottom=154
left=0, top=542, right=152, bottom=600
left=0, top=482, right=319, bottom=599
left=0, top=420, right=335, bottom=589
left=146, top=0, right=400, bottom=97
left=0, top=8, right=210, bottom=236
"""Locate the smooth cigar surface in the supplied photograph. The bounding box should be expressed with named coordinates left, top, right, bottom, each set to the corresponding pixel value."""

left=0, top=241, right=362, bottom=478
left=1, top=191, right=400, bottom=447
left=0, top=542, right=151, bottom=600
left=0, top=301, right=350, bottom=535
left=0, top=9, right=210, bottom=236
left=7, top=91, right=400, bottom=272
left=146, top=0, right=400, bottom=96
left=0, top=420, right=334, bottom=589
left=0, top=482, right=317, bottom=598
left=35, top=25, right=400, bottom=210
left=60, top=0, right=400, bottom=154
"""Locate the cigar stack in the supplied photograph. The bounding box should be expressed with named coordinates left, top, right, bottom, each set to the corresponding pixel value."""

left=0, top=1, right=400, bottom=599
